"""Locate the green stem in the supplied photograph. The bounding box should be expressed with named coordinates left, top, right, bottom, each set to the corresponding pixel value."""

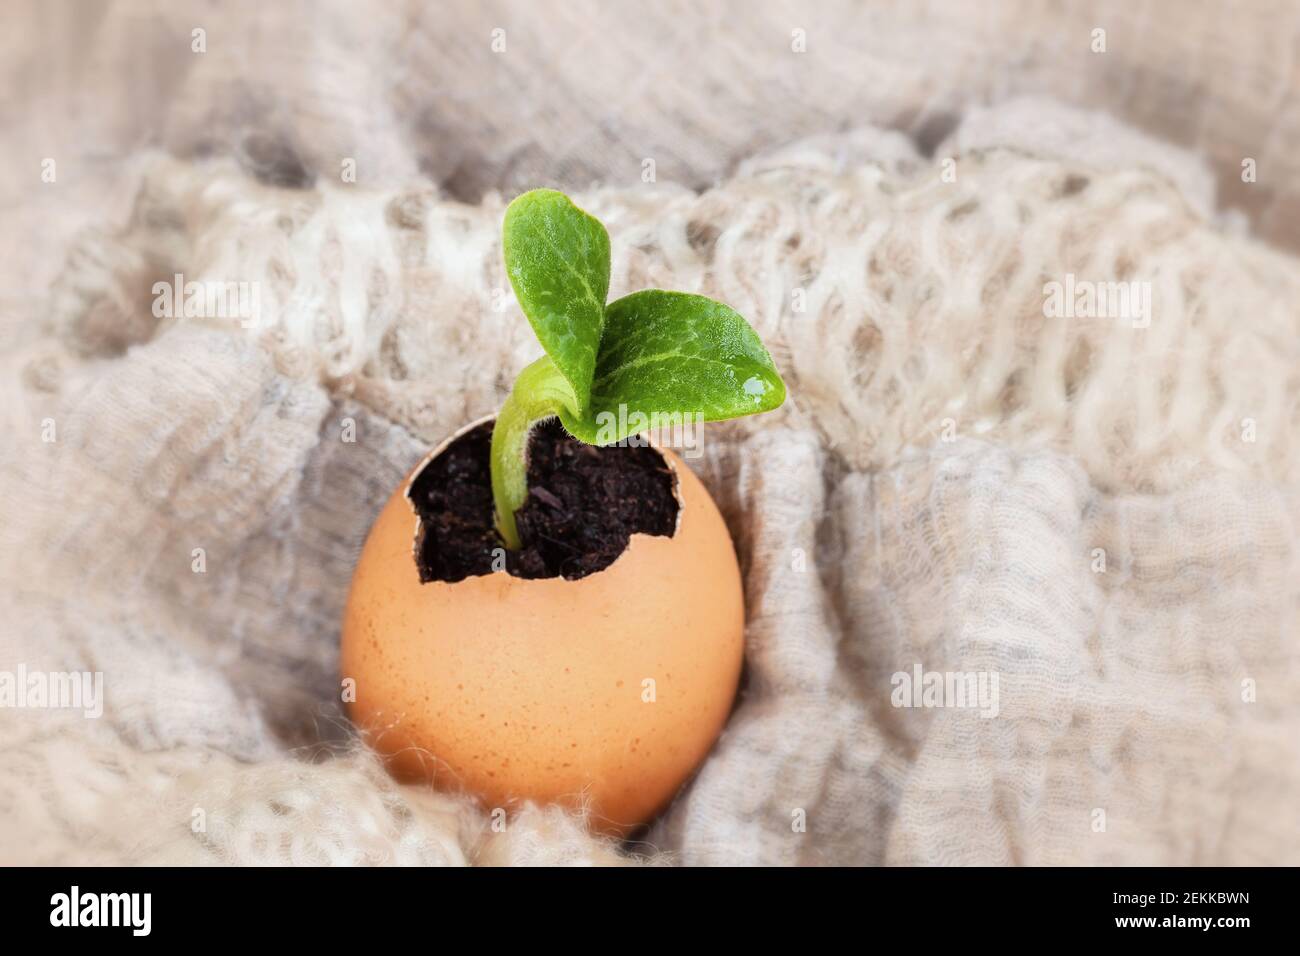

left=490, top=356, right=579, bottom=550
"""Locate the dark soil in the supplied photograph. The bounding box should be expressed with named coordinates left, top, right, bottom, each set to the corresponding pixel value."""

left=410, top=420, right=679, bottom=582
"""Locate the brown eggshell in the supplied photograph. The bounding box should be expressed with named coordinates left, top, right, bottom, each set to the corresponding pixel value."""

left=341, top=422, right=744, bottom=835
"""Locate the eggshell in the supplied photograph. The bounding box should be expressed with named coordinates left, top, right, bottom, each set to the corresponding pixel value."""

left=341, top=423, right=744, bottom=835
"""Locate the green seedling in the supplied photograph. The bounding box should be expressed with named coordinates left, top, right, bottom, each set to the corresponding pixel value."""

left=491, top=189, right=786, bottom=549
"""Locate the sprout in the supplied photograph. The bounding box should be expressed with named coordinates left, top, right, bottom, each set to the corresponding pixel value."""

left=492, top=190, right=786, bottom=549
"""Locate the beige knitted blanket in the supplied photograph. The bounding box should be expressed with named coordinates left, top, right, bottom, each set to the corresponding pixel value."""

left=1, top=1, right=1298, bottom=865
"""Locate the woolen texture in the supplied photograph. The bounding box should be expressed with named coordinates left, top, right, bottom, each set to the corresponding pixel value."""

left=3, top=98, right=1298, bottom=863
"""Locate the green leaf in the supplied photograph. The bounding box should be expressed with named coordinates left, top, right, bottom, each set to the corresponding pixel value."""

left=559, top=290, right=786, bottom=444
left=502, top=189, right=610, bottom=414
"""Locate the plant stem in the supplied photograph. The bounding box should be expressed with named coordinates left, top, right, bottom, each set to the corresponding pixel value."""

left=490, top=355, right=578, bottom=550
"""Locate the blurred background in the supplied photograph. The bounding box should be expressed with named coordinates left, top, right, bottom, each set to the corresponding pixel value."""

left=4, top=0, right=1298, bottom=338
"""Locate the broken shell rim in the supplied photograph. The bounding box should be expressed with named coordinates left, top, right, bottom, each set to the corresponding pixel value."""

left=402, top=413, right=686, bottom=578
